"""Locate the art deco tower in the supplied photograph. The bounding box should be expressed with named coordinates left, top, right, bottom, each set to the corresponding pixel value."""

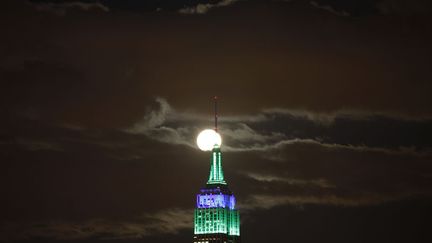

left=193, top=98, right=240, bottom=243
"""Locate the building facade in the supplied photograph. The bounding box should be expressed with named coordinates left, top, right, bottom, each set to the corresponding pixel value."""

left=193, top=145, right=240, bottom=243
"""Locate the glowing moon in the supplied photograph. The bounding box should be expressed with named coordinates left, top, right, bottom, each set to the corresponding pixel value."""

left=197, top=129, right=222, bottom=151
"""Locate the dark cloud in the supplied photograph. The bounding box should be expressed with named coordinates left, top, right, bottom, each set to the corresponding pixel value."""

left=1, top=208, right=192, bottom=240
left=377, top=0, right=432, bottom=15
left=2, top=0, right=432, bottom=122
left=235, top=142, right=431, bottom=197
left=178, top=0, right=239, bottom=14
left=32, top=1, right=109, bottom=16
left=308, top=0, right=378, bottom=16
left=307, top=0, right=432, bottom=16
left=243, top=198, right=432, bottom=243
left=29, top=0, right=232, bottom=13
left=310, top=1, right=351, bottom=16
left=26, top=0, right=432, bottom=16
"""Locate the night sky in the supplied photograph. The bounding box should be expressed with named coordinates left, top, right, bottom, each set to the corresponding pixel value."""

left=1, top=0, right=432, bottom=242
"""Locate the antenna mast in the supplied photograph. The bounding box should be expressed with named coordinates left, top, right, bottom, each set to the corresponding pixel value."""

left=214, top=96, right=218, bottom=132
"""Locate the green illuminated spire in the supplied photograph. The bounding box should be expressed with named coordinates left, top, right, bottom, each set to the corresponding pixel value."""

left=207, top=144, right=227, bottom=185
left=194, top=97, right=240, bottom=242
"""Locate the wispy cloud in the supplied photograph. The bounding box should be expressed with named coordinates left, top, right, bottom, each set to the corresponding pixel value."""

left=239, top=193, right=407, bottom=211
left=16, top=138, right=63, bottom=151
left=245, top=173, right=334, bottom=188
left=179, top=0, right=239, bottom=14
left=310, top=1, right=350, bottom=17
left=125, top=97, right=195, bottom=148
left=32, top=1, right=109, bottom=16
left=0, top=138, right=64, bottom=152
left=125, top=97, right=432, bottom=157
left=1, top=208, right=192, bottom=241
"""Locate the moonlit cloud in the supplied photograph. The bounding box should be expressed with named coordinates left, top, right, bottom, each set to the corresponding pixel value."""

left=125, top=98, right=195, bottom=148
left=178, top=0, right=239, bottom=14
left=125, top=98, right=432, bottom=156
left=245, top=173, right=335, bottom=188
left=239, top=193, right=402, bottom=210
left=310, top=1, right=350, bottom=16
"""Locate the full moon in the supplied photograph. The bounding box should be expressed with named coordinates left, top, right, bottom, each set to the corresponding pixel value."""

left=196, top=129, right=222, bottom=151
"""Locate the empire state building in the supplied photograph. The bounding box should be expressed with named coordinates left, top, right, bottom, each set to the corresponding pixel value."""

left=193, top=99, right=241, bottom=243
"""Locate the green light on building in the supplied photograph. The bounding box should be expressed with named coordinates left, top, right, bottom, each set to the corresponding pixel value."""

left=207, top=145, right=227, bottom=185
left=194, top=145, right=240, bottom=243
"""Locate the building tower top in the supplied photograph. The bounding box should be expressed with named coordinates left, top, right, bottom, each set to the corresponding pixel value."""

left=207, top=144, right=227, bottom=185
left=194, top=97, right=240, bottom=243
left=207, top=96, right=226, bottom=185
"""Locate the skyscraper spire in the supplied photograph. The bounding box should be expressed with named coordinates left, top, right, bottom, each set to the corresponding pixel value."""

left=207, top=144, right=226, bottom=185
left=207, top=96, right=226, bottom=185
left=193, top=97, right=240, bottom=243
